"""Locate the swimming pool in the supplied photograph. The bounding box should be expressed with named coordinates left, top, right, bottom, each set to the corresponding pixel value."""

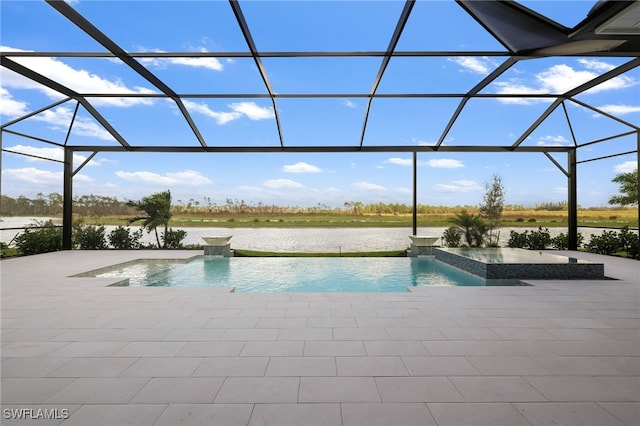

left=80, top=256, right=518, bottom=292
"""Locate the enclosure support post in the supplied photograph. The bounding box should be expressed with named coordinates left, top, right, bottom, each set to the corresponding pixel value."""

left=63, top=147, right=73, bottom=250
left=412, top=151, right=417, bottom=236
left=568, top=149, right=578, bottom=250
left=637, top=131, right=639, bottom=240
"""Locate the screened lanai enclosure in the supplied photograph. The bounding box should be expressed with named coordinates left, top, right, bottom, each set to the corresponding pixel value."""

left=1, top=0, right=639, bottom=250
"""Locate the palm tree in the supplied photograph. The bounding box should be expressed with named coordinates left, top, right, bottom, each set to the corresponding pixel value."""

left=450, top=209, right=488, bottom=247
left=609, top=169, right=638, bottom=206
left=127, top=190, right=172, bottom=248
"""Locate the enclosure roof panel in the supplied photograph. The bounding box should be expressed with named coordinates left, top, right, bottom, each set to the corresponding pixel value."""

left=1, top=0, right=638, bottom=153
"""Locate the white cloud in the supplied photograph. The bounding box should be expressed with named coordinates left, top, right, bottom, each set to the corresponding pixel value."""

left=137, top=47, right=224, bottom=71
left=72, top=174, right=94, bottom=183
left=183, top=100, right=274, bottom=124
left=230, top=102, right=274, bottom=120
left=352, top=181, right=385, bottom=191
left=283, top=161, right=323, bottom=173
left=3, top=167, right=62, bottom=184
left=411, top=137, right=437, bottom=146
left=183, top=100, right=240, bottom=124
left=171, top=56, right=223, bottom=71
left=537, top=64, right=598, bottom=93
left=433, top=180, right=482, bottom=193
left=578, top=59, right=615, bottom=72
left=614, top=161, right=637, bottom=174
left=426, top=159, right=464, bottom=168
left=3, top=167, right=92, bottom=184
left=342, top=100, right=356, bottom=108
left=0, top=81, right=113, bottom=140
left=492, top=60, right=636, bottom=104
left=596, top=104, right=640, bottom=116
left=1, top=46, right=157, bottom=107
left=448, top=56, right=493, bottom=74
left=263, top=178, right=304, bottom=188
left=4, top=144, right=104, bottom=166
left=387, top=157, right=413, bottom=167
left=536, top=135, right=571, bottom=146
left=386, top=157, right=429, bottom=167
left=555, top=186, right=568, bottom=194
left=0, top=87, right=29, bottom=118
left=38, top=106, right=114, bottom=140
left=115, top=170, right=212, bottom=186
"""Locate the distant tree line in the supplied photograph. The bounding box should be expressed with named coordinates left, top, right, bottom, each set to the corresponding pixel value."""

left=0, top=193, right=599, bottom=218
left=1, top=193, right=137, bottom=217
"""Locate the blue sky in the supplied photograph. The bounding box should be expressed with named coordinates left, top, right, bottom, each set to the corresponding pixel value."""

left=1, top=0, right=638, bottom=208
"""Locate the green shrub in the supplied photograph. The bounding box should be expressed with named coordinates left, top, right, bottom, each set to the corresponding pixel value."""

left=14, top=220, right=62, bottom=255
left=550, top=232, right=584, bottom=250
left=162, top=228, right=187, bottom=249
left=507, top=230, right=529, bottom=248
left=617, top=227, right=639, bottom=259
left=528, top=227, right=552, bottom=250
left=586, top=230, right=620, bottom=255
left=582, top=228, right=639, bottom=259
left=442, top=226, right=462, bottom=248
left=449, top=209, right=488, bottom=247
left=507, top=227, right=551, bottom=250
left=108, top=226, right=143, bottom=249
left=74, top=223, right=107, bottom=249
left=516, top=218, right=524, bottom=222
left=527, top=218, right=537, bottom=223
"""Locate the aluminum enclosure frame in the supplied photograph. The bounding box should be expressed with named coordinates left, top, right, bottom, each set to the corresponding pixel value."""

left=2, top=0, right=639, bottom=250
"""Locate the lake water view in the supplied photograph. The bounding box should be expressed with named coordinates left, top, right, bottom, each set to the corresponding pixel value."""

left=1, top=216, right=612, bottom=252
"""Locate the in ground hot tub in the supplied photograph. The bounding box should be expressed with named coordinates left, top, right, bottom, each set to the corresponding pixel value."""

left=434, top=247, right=605, bottom=280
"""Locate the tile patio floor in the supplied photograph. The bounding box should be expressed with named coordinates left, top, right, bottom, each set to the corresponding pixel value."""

left=1, top=250, right=638, bottom=425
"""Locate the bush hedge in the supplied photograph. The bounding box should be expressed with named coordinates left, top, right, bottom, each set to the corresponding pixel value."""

left=11, top=222, right=189, bottom=255
left=508, top=226, right=638, bottom=259
left=14, top=220, right=62, bottom=255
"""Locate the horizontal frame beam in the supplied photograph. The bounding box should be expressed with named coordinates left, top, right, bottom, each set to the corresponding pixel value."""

left=66, top=145, right=574, bottom=153
left=40, top=93, right=565, bottom=99
left=577, top=150, right=638, bottom=165
left=2, top=148, right=65, bottom=163
left=0, top=51, right=513, bottom=58
left=3, top=50, right=637, bottom=58
left=579, top=130, right=638, bottom=149
left=1, top=128, right=65, bottom=147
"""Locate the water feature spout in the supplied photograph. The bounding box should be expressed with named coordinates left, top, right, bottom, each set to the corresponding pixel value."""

left=202, top=236, right=233, bottom=256
left=202, top=236, right=233, bottom=246
left=409, top=235, right=439, bottom=246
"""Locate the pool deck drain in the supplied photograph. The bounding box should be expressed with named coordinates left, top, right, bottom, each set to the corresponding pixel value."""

left=1, top=250, right=639, bottom=425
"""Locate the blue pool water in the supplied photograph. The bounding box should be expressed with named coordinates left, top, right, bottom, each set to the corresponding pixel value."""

left=86, top=257, right=517, bottom=292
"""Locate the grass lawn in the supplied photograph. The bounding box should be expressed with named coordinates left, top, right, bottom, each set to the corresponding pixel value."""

left=78, top=208, right=638, bottom=229
left=234, top=249, right=407, bottom=257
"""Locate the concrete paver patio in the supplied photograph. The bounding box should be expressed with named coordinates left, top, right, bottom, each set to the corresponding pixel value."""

left=1, top=250, right=638, bottom=425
